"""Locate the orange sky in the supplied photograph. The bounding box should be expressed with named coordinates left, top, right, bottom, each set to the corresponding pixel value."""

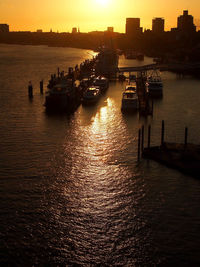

left=0, top=0, right=200, bottom=32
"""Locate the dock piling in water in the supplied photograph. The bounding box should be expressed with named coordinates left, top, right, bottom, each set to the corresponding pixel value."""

left=148, top=125, right=151, bottom=148
left=28, top=81, right=33, bottom=98
left=138, top=129, right=141, bottom=161
left=161, top=120, right=165, bottom=146
left=141, top=125, right=144, bottom=152
left=40, top=80, right=43, bottom=94
left=184, top=127, right=188, bottom=148
left=151, top=100, right=154, bottom=116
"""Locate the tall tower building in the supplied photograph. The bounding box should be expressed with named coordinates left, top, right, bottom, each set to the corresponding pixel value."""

left=177, top=10, right=196, bottom=33
left=107, top=27, right=114, bottom=33
left=72, top=27, right=77, bottom=34
left=152, top=18, right=165, bottom=33
left=126, top=18, right=142, bottom=37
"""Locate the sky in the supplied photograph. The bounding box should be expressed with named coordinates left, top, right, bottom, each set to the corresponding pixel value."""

left=0, top=0, right=200, bottom=32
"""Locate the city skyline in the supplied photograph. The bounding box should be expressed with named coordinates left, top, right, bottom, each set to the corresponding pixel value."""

left=1, top=0, right=200, bottom=32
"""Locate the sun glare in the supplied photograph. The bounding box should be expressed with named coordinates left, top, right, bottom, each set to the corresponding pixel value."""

left=96, top=0, right=110, bottom=6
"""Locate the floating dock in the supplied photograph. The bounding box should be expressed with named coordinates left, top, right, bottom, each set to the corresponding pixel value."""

left=138, top=121, right=200, bottom=178
left=143, top=143, right=200, bottom=178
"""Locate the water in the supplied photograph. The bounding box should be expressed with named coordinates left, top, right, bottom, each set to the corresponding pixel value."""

left=1, top=44, right=200, bottom=266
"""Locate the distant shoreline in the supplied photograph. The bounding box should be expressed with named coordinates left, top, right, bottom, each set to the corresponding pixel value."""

left=0, top=41, right=96, bottom=52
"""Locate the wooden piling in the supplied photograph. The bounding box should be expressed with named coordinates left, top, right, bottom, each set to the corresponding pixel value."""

left=138, top=129, right=141, bottom=161
left=151, top=100, right=154, bottom=116
left=28, top=81, right=33, bottom=98
left=141, top=125, right=144, bottom=152
left=184, top=127, right=188, bottom=148
left=161, top=120, right=165, bottom=146
left=148, top=125, right=151, bottom=148
left=40, top=80, right=43, bottom=94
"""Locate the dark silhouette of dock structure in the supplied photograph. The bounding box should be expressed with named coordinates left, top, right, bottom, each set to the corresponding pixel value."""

left=118, top=64, right=157, bottom=73
left=137, top=121, right=200, bottom=178
left=118, top=61, right=200, bottom=74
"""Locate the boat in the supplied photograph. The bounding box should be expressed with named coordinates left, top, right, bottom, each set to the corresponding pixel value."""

left=118, top=73, right=126, bottom=81
left=125, top=50, right=137, bottom=59
left=146, top=69, right=163, bottom=96
left=93, top=76, right=109, bottom=92
left=95, top=46, right=119, bottom=78
left=121, top=84, right=139, bottom=111
left=44, top=79, right=81, bottom=112
left=136, top=53, right=144, bottom=61
left=125, top=84, right=137, bottom=92
left=129, top=74, right=136, bottom=82
left=82, top=86, right=101, bottom=105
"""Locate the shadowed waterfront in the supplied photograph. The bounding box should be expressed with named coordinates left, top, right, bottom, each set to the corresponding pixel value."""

left=1, top=44, right=200, bottom=266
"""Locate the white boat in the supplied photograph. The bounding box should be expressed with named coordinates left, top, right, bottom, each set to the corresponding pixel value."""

left=125, top=84, right=137, bottom=92
left=121, top=85, right=139, bottom=111
left=146, top=69, right=163, bottom=96
left=93, top=76, right=109, bottom=92
left=82, top=86, right=101, bottom=105
left=44, top=79, right=80, bottom=112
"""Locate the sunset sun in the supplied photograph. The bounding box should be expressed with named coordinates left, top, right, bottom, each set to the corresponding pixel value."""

left=95, top=0, right=110, bottom=6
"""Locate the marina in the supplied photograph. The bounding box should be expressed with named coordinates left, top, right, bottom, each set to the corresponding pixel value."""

left=1, top=44, right=200, bottom=266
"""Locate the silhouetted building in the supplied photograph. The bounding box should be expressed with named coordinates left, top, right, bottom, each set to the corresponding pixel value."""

left=152, top=18, right=165, bottom=33
left=107, top=27, right=114, bottom=33
left=126, top=18, right=143, bottom=37
left=177, top=10, right=196, bottom=33
left=37, top=29, right=43, bottom=33
left=72, top=27, right=77, bottom=34
left=0, top=24, right=9, bottom=33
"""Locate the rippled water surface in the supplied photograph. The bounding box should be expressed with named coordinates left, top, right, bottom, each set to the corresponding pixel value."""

left=1, top=44, right=200, bottom=266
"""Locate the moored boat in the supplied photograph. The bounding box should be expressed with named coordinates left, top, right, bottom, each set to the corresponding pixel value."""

left=121, top=84, right=139, bottom=111
left=146, top=69, right=163, bottom=96
left=82, top=86, right=101, bottom=105
left=136, top=53, right=144, bottom=61
left=93, top=76, right=109, bottom=92
left=44, top=79, right=81, bottom=112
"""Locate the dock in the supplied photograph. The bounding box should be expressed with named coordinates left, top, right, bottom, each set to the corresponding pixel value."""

left=143, top=143, right=200, bottom=178
left=138, top=121, right=200, bottom=178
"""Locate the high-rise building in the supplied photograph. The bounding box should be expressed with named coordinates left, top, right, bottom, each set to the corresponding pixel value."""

left=152, top=18, right=165, bottom=33
left=72, top=27, right=77, bottom=34
left=107, top=27, right=114, bottom=33
left=177, top=10, right=196, bottom=33
left=126, top=18, right=142, bottom=37
left=0, top=24, right=9, bottom=33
